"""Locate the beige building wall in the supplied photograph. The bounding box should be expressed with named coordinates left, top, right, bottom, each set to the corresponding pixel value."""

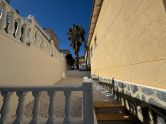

left=0, top=0, right=67, bottom=117
left=0, top=34, right=66, bottom=86
left=0, top=33, right=66, bottom=117
left=90, top=0, right=166, bottom=89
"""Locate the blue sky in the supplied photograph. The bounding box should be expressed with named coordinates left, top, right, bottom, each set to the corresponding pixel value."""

left=10, top=0, right=93, bottom=57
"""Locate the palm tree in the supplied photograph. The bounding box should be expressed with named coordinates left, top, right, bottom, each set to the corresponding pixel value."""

left=67, top=24, right=85, bottom=70
left=65, top=54, right=75, bottom=70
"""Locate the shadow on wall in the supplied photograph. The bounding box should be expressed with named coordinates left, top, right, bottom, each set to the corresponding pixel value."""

left=162, top=0, right=166, bottom=13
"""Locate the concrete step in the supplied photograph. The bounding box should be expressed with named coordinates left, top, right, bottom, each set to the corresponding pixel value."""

left=94, top=102, right=126, bottom=110
left=65, top=70, right=90, bottom=77
left=97, top=120, right=133, bottom=124
left=96, top=112, right=131, bottom=121
left=94, top=102, right=134, bottom=124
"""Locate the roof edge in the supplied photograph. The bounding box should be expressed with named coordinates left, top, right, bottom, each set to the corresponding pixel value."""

left=87, top=0, right=104, bottom=46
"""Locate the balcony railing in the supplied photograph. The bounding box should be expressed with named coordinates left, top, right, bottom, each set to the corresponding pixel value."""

left=0, top=0, right=63, bottom=59
left=0, top=83, right=94, bottom=124
left=92, top=75, right=166, bottom=123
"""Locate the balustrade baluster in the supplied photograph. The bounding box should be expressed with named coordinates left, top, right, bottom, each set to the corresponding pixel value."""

left=21, top=22, right=28, bottom=43
left=63, top=90, right=71, bottom=124
left=30, top=91, right=41, bottom=124
left=43, top=42, right=45, bottom=49
left=46, top=91, right=56, bottom=124
left=37, top=33, right=41, bottom=47
left=13, top=91, right=26, bottom=124
left=51, top=40, right=55, bottom=57
left=15, top=18, right=22, bottom=39
left=34, top=31, right=39, bottom=46
left=0, top=5, right=7, bottom=31
left=0, top=91, right=12, bottom=124
left=40, top=37, right=43, bottom=48
left=26, top=28, right=31, bottom=45
left=7, top=11, right=15, bottom=35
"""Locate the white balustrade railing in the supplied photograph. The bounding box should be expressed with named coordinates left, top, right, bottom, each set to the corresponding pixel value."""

left=0, top=83, right=94, bottom=124
left=0, top=0, right=64, bottom=60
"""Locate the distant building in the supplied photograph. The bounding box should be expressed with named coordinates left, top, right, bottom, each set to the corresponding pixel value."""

left=58, top=49, right=70, bottom=56
left=44, top=28, right=59, bottom=49
left=79, top=56, right=86, bottom=70
left=79, top=56, right=85, bottom=63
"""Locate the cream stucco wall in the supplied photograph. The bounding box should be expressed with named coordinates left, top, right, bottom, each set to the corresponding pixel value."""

left=0, top=33, right=66, bottom=86
left=90, top=0, right=166, bottom=89
left=0, top=32, right=66, bottom=117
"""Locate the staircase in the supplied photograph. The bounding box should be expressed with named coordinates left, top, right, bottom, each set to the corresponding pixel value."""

left=92, top=77, right=141, bottom=124
left=94, top=102, right=138, bottom=124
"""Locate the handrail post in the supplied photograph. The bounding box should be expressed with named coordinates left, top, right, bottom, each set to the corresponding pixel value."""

left=27, top=15, right=35, bottom=44
left=64, top=90, right=71, bottom=124
left=83, top=82, right=94, bottom=124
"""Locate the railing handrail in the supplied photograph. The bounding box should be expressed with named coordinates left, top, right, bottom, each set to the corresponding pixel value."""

left=97, top=75, right=166, bottom=92
left=0, top=82, right=94, bottom=124
left=98, top=76, right=166, bottom=108
left=0, top=85, right=83, bottom=91
left=95, top=76, right=166, bottom=123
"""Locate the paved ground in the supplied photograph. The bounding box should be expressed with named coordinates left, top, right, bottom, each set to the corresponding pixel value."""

left=24, top=76, right=109, bottom=118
